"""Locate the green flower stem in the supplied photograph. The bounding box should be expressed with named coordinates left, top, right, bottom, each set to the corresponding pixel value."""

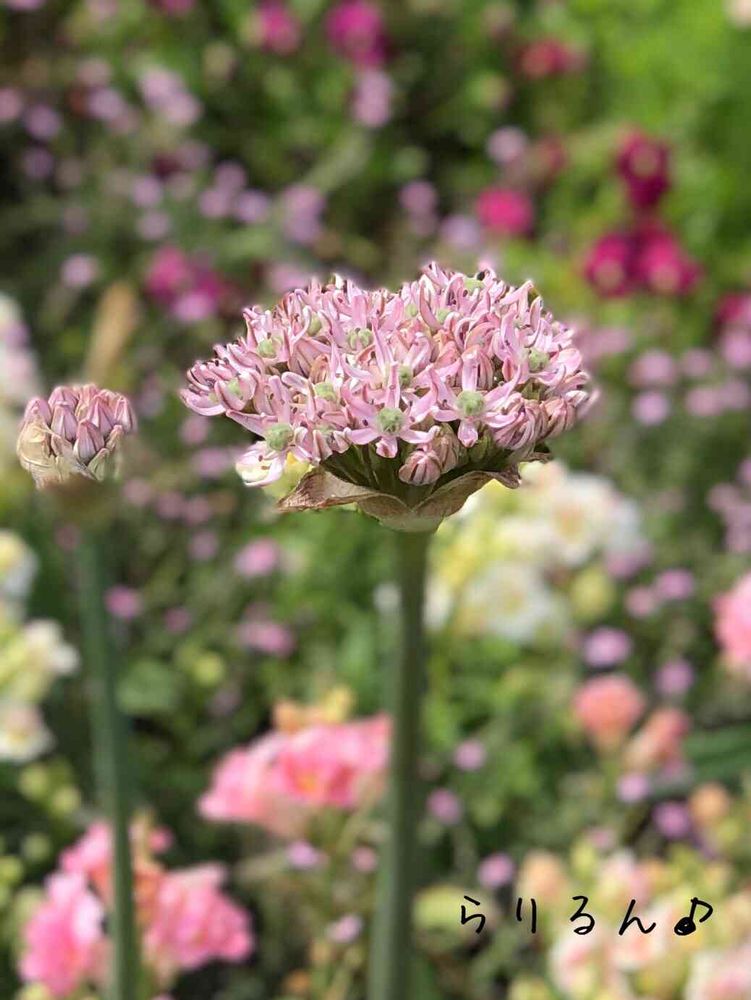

left=77, top=530, right=139, bottom=1000
left=368, top=529, right=431, bottom=1000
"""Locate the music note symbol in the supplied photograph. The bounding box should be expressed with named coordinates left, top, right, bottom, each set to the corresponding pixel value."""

left=674, top=896, right=713, bottom=936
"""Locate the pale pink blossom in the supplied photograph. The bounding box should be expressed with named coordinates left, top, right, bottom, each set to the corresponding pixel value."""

left=275, top=715, right=390, bottom=809
left=624, top=707, right=690, bottom=773
left=233, top=538, right=280, bottom=578
left=427, top=788, right=463, bottom=825
left=582, top=626, right=632, bottom=668
left=715, top=572, right=751, bottom=680
left=477, top=852, right=515, bottom=889
left=198, top=732, right=309, bottom=837
left=200, top=714, right=390, bottom=836
left=20, top=872, right=106, bottom=997
left=144, top=864, right=253, bottom=983
left=572, top=674, right=646, bottom=751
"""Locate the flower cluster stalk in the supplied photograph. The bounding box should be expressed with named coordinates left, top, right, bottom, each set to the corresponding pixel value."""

left=77, top=530, right=139, bottom=1000
left=367, top=530, right=430, bottom=1000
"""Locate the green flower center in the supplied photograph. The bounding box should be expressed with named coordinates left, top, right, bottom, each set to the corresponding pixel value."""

left=257, top=339, right=278, bottom=359
left=314, top=382, right=337, bottom=402
left=266, top=422, right=294, bottom=451
left=528, top=349, right=550, bottom=373
left=457, top=390, right=485, bottom=417
left=398, top=365, right=413, bottom=387
left=377, top=407, right=404, bottom=435
left=346, top=327, right=373, bottom=351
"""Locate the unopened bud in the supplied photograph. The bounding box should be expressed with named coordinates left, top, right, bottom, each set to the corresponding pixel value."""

left=17, top=384, right=137, bottom=490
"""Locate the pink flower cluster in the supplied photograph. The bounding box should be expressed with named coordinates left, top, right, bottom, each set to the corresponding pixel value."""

left=182, top=263, right=591, bottom=496
left=715, top=572, right=751, bottom=681
left=199, top=711, right=390, bottom=838
left=585, top=129, right=700, bottom=299
left=145, top=244, right=226, bottom=324
left=20, top=820, right=253, bottom=997
left=585, top=222, right=700, bottom=299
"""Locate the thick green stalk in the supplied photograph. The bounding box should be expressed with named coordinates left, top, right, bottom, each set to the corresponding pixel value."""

left=77, top=531, right=139, bottom=1000
left=368, top=529, right=431, bottom=1000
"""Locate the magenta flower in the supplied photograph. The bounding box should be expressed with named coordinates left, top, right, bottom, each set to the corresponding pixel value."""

left=181, top=264, right=592, bottom=530
left=256, top=0, right=301, bottom=55
left=476, top=187, right=534, bottom=237
left=616, top=130, right=671, bottom=211
left=145, top=245, right=225, bottom=323
left=634, top=225, right=701, bottom=296
left=583, top=232, right=636, bottom=298
left=326, top=0, right=388, bottom=67
left=17, top=384, right=137, bottom=490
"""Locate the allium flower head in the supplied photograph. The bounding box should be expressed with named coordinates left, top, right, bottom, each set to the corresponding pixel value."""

left=182, top=264, right=592, bottom=530
left=17, top=384, right=136, bottom=490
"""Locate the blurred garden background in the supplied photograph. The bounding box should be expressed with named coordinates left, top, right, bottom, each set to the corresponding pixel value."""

left=3, top=0, right=751, bottom=997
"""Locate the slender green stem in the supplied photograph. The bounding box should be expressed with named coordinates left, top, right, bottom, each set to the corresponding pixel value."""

left=77, top=531, right=139, bottom=1000
left=368, top=529, right=431, bottom=1000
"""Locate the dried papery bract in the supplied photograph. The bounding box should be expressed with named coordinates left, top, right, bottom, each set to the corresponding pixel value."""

left=181, top=263, right=592, bottom=530
left=17, top=384, right=137, bottom=491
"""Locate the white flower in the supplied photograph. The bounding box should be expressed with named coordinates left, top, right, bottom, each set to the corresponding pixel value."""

left=0, top=530, right=37, bottom=603
left=456, top=562, right=566, bottom=644
left=686, top=946, right=751, bottom=1000
left=519, top=463, right=642, bottom=568
left=0, top=701, right=51, bottom=762
left=549, top=925, right=630, bottom=1000
left=23, top=620, right=79, bottom=675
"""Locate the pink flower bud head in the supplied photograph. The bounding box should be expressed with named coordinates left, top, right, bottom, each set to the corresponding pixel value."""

left=17, top=384, right=137, bottom=490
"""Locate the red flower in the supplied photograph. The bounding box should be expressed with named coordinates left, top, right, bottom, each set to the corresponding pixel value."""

left=583, top=232, right=636, bottom=298
left=616, top=131, right=671, bottom=211
left=634, top=224, right=701, bottom=296
left=519, top=38, right=585, bottom=80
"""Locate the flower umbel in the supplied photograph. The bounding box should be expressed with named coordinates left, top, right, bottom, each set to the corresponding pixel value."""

left=182, top=264, right=592, bottom=529
left=17, top=384, right=137, bottom=490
